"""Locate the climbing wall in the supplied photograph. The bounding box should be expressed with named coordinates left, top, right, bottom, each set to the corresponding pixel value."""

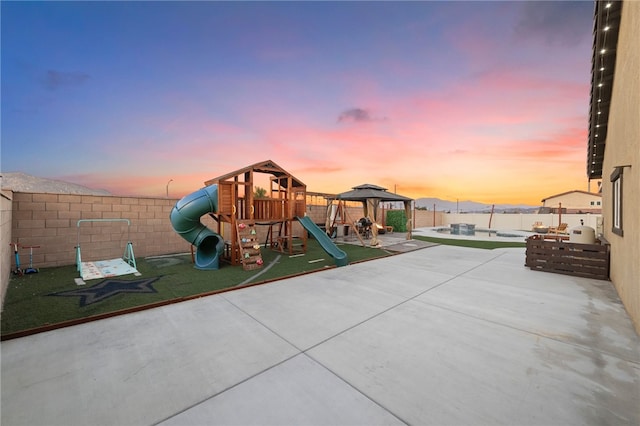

left=236, top=221, right=264, bottom=271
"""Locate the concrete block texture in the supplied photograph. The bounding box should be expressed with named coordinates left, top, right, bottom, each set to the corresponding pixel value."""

left=10, top=192, right=187, bottom=268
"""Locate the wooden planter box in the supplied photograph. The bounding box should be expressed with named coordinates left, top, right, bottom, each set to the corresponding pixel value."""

left=525, top=235, right=610, bottom=280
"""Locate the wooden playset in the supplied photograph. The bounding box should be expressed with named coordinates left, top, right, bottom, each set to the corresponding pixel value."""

left=204, top=160, right=308, bottom=269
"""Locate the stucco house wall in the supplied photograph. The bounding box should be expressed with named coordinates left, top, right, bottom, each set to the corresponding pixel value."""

left=602, top=0, right=640, bottom=333
left=541, top=190, right=602, bottom=213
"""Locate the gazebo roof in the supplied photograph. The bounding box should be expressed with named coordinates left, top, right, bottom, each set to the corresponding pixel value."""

left=335, top=183, right=413, bottom=202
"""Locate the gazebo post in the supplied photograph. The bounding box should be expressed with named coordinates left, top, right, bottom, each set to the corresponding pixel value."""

left=404, top=200, right=412, bottom=240
left=367, top=198, right=380, bottom=247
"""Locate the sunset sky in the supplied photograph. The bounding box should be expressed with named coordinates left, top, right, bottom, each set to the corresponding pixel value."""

left=2, top=1, right=596, bottom=205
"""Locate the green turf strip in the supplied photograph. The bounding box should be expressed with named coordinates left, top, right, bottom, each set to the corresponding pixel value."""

left=414, top=235, right=526, bottom=250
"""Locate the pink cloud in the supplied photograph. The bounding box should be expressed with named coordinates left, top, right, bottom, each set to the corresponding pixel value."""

left=59, top=47, right=591, bottom=206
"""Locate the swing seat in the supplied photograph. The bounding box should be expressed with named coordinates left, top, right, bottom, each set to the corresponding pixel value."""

left=75, top=219, right=139, bottom=281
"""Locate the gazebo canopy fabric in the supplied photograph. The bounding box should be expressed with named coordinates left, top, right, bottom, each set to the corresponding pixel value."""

left=335, top=184, right=413, bottom=202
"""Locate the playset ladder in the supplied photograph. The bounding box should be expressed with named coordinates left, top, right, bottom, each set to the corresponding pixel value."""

left=236, top=221, right=264, bottom=271
left=269, top=221, right=307, bottom=255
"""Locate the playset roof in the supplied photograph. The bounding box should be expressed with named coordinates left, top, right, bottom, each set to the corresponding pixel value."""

left=204, top=160, right=305, bottom=189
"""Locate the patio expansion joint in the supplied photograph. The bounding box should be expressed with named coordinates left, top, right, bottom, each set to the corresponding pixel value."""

left=152, top=296, right=305, bottom=424
left=173, top=264, right=468, bottom=426
left=412, top=251, right=640, bottom=365
left=155, top=251, right=522, bottom=425
left=153, top=351, right=306, bottom=425
left=156, top=290, right=408, bottom=426
left=293, top=251, right=519, bottom=425
left=301, top=250, right=512, bottom=354
left=300, top=351, right=412, bottom=426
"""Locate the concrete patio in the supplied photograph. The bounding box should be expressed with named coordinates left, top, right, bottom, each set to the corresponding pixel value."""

left=2, top=242, right=639, bottom=425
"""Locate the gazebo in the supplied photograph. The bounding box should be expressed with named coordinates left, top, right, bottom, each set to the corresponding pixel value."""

left=334, top=184, right=413, bottom=243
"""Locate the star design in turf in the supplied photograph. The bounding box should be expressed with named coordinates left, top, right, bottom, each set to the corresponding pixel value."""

left=49, top=277, right=160, bottom=307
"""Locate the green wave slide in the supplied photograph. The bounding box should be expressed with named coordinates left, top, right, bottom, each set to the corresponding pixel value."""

left=297, top=216, right=348, bottom=267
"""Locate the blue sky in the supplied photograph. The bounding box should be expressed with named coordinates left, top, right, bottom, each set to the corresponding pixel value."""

left=1, top=1, right=595, bottom=204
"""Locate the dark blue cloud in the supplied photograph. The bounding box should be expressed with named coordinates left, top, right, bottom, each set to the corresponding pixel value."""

left=338, top=108, right=387, bottom=123
left=44, top=70, right=90, bottom=90
left=514, top=1, right=593, bottom=46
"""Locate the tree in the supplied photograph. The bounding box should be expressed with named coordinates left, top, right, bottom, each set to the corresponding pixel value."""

left=254, top=186, right=267, bottom=198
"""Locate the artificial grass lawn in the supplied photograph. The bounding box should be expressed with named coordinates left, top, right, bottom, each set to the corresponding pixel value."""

left=1, top=237, right=525, bottom=337
left=414, top=235, right=526, bottom=250
left=1, top=240, right=390, bottom=337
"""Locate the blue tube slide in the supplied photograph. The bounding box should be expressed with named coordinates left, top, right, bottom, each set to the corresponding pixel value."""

left=170, top=184, right=225, bottom=270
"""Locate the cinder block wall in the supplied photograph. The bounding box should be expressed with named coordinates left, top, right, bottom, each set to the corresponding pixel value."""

left=305, top=205, right=365, bottom=226
left=8, top=193, right=448, bottom=274
left=306, top=205, right=447, bottom=230
left=1, top=190, right=14, bottom=310
left=414, top=210, right=444, bottom=228
left=10, top=192, right=189, bottom=269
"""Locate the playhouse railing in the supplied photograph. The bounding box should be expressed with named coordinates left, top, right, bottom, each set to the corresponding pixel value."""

left=254, top=198, right=289, bottom=221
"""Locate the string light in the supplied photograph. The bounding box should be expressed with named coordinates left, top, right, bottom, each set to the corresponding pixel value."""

left=590, top=0, right=617, bottom=179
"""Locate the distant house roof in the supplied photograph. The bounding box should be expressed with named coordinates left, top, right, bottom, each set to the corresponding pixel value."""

left=541, top=190, right=602, bottom=202
left=335, top=184, right=413, bottom=202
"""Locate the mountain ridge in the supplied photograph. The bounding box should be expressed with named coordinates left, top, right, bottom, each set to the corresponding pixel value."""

left=414, top=197, right=537, bottom=213
left=1, top=172, right=111, bottom=196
